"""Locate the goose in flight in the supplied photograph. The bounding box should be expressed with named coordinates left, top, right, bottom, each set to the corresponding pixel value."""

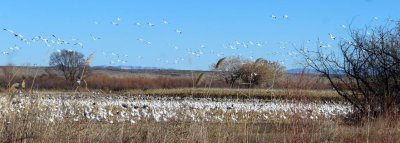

left=162, top=19, right=168, bottom=24
left=38, top=36, right=51, bottom=47
left=175, top=29, right=182, bottom=34
left=256, top=42, right=264, bottom=47
left=90, top=34, right=101, bottom=41
left=248, top=41, right=254, bottom=46
left=147, top=22, right=155, bottom=27
left=52, top=34, right=68, bottom=45
left=3, top=28, right=27, bottom=42
left=10, top=45, right=20, bottom=51
left=111, top=17, right=121, bottom=26
left=271, top=14, right=277, bottom=19
left=137, top=38, right=144, bottom=42
left=283, top=14, right=289, bottom=19
left=329, top=33, right=336, bottom=40
left=111, top=21, right=119, bottom=26
left=74, top=42, right=84, bottom=48
left=3, top=28, right=14, bottom=33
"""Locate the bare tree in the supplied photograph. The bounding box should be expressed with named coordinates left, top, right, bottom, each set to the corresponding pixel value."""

left=300, top=22, right=400, bottom=120
left=49, top=50, right=87, bottom=85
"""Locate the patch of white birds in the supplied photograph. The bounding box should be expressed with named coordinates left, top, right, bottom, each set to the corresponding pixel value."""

left=0, top=94, right=352, bottom=124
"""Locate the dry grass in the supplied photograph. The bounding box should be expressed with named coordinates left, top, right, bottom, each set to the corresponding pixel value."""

left=0, top=100, right=399, bottom=143
left=0, top=91, right=397, bottom=142
left=0, top=74, right=199, bottom=91
left=0, top=66, right=333, bottom=92
left=1, top=67, right=398, bottom=142
left=124, top=88, right=341, bottom=101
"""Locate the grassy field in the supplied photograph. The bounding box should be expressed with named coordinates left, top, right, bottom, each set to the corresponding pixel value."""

left=0, top=90, right=397, bottom=142
left=0, top=67, right=399, bottom=142
left=124, top=88, right=341, bottom=101
left=0, top=98, right=398, bottom=142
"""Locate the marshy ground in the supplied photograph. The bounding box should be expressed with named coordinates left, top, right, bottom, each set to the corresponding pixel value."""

left=0, top=90, right=398, bottom=142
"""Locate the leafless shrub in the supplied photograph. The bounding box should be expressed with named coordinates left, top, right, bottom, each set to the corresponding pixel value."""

left=240, top=58, right=285, bottom=88
left=212, top=56, right=284, bottom=88
left=300, top=22, right=400, bottom=120
left=212, top=56, right=250, bottom=87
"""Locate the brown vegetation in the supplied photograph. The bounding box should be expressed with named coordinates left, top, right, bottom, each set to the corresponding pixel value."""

left=0, top=71, right=332, bottom=92
left=126, top=88, right=340, bottom=101
left=212, top=57, right=286, bottom=89
left=1, top=100, right=399, bottom=142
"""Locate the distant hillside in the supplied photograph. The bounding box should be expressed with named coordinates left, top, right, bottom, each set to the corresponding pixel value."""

left=286, top=68, right=344, bottom=75
left=92, top=65, right=174, bottom=70
left=285, top=68, right=320, bottom=74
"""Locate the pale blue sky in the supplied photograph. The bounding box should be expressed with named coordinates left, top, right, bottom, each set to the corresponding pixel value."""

left=0, top=0, right=398, bottom=70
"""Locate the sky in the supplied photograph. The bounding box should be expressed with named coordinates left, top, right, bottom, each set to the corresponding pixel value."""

left=0, top=0, right=399, bottom=70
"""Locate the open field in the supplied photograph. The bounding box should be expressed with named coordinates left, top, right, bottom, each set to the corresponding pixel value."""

left=0, top=92, right=350, bottom=123
left=0, top=66, right=210, bottom=78
left=0, top=66, right=332, bottom=91
left=125, top=88, right=341, bottom=101
left=1, top=67, right=398, bottom=142
left=1, top=0, right=399, bottom=142
left=0, top=92, right=398, bottom=142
